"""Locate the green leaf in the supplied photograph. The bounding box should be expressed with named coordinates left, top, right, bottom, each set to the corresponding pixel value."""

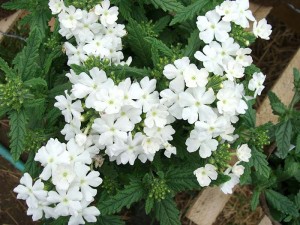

left=70, top=64, right=88, bottom=74
left=0, top=107, right=9, bottom=118
left=265, top=189, right=299, bottom=217
left=24, top=151, right=41, bottom=178
left=23, top=78, right=47, bottom=88
left=241, top=100, right=256, bottom=128
left=153, top=16, right=171, bottom=33
left=165, top=167, right=199, bottom=192
left=0, top=56, right=16, bottom=78
left=251, top=189, right=260, bottom=211
left=170, top=0, right=214, bottom=25
left=109, top=65, right=151, bottom=80
left=9, top=110, right=27, bottom=161
left=268, top=91, right=286, bottom=116
left=145, top=37, right=173, bottom=58
left=150, top=0, right=184, bottom=12
left=250, top=147, right=271, bottom=178
left=275, top=120, right=292, bottom=159
left=183, top=29, right=201, bottom=58
left=118, top=0, right=132, bottom=20
left=145, top=197, right=154, bottom=215
left=97, top=215, right=125, bottom=225
left=296, top=134, right=300, bottom=154
left=154, top=197, right=181, bottom=225
left=126, top=19, right=152, bottom=67
left=295, top=191, right=300, bottom=209
left=48, top=83, right=72, bottom=98
left=293, top=68, right=300, bottom=90
left=98, top=179, right=146, bottom=215
left=13, top=28, right=43, bottom=80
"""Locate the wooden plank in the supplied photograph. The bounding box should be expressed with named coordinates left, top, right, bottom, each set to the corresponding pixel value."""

left=0, top=10, right=23, bottom=42
left=258, top=215, right=272, bottom=225
left=186, top=3, right=274, bottom=225
left=256, top=48, right=300, bottom=126
left=186, top=187, right=232, bottom=225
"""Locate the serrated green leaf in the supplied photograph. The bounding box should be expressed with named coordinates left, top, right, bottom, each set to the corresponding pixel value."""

left=165, top=167, right=199, bottom=192
left=0, top=107, right=9, bottom=118
left=251, top=189, right=260, bottom=211
left=9, top=110, right=27, bottom=161
left=118, top=0, right=132, bottom=20
left=265, top=189, right=299, bottom=217
left=150, top=0, right=184, bottom=12
left=145, top=197, right=154, bottom=215
left=2, top=0, right=33, bottom=10
left=153, top=16, right=171, bottom=33
left=293, top=68, right=300, bottom=90
left=275, top=120, right=292, bottom=159
left=0, top=56, right=16, bottom=78
left=183, top=29, right=201, bottom=57
left=13, top=28, right=43, bottom=80
left=109, top=65, right=151, bottom=80
left=154, top=197, right=181, bottom=225
left=98, top=179, right=146, bottom=215
left=145, top=37, right=173, bottom=57
left=97, top=215, right=125, bottom=225
left=268, top=91, right=286, bottom=116
left=45, top=107, right=61, bottom=127
left=250, top=147, right=271, bottom=178
left=23, top=78, right=47, bottom=88
left=170, top=0, right=217, bottom=25
left=126, top=19, right=152, bottom=67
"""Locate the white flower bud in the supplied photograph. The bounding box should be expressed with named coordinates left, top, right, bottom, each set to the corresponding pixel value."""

left=232, top=164, right=245, bottom=177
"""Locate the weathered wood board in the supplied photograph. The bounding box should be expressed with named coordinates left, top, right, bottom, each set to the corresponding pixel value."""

left=258, top=215, right=272, bottom=225
left=0, top=10, right=23, bottom=42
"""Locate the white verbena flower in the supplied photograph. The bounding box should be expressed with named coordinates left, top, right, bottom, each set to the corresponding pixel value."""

left=68, top=200, right=100, bottom=225
left=253, top=18, right=272, bottom=40
left=194, top=164, right=218, bottom=187
left=58, top=6, right=83, bottom=29
left=232, top=162, right=245, bottom=177
left=49, top=0, right=65, bottom=14
left=196, top=10, right=231, bottom=43
left=52, top=164, right=76, bottom=190
left=14, top=173, right=47, bottom=208
left=94, top=0, right=119, bottom=26
left=144, top=105, right=169, bottom=128
left=248, top=72, right=266, bottom=97
left=236, top=144, right=252, bottom=162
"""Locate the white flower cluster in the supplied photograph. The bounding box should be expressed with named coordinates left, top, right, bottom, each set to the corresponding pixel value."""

left=14, top=1, right=272, bottom=223
left=49, top=0, right=131, bottom=66
left=59, top=68, right=177, bottom=165
left=184, top=0, right=270, bottom=190
left=14, top=138, right=102, bottom=224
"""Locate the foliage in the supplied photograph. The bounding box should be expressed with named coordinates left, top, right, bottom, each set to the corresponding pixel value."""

left=246, top=68, right=300, bottom=224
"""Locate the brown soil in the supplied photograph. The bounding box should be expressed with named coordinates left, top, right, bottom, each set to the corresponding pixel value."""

left=0, top=156, right=37, bottom=225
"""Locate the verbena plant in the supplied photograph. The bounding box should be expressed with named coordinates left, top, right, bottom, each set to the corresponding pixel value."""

left=0, top=0, right=274, bottom=224
left=246, top=68, right=300, bottom=225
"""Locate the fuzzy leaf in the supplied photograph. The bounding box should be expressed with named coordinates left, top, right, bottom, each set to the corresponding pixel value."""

left=150, top=0, right=184, bottom=12
left=0, top=57, right=16, bottom=78
left=275, top=120, right=292, bottom=159
left=183, top=29, right=202, bottom=57
left=98, top=215, right=125, bottom=225
left=0, top=107, right=9, bottom=118
left=265, top=189, right=299, bottom=217
left=295, top=191, right=300, bottom=209
left=98, top=179, right=146, bottom=215
left=170, top=0, right=213, bottom=25
left=268, top=91, right=286, bottom=116
left=250, top=147, right=271, bottom=178
left=110, top=65, right=151, bottom=80
left=145, top=197, right=154, bottom=215
left=296, top=134, right=300, bottom=154
left=165, top=167, right=199, bottom=192
left=154, top=197, right=181, bottom=225
left=241, top=100, right=256, bottom=128
left=145, top=37, right=173, bottom=57
left=9, top=110, right=27, bottom=161
left=118, top=0, right=132, bottom=20
left=13, top=28, right=43, bottom=80
left=24, top=151, right=41, bottom=178
left=48, top=83, right=72, bottom=98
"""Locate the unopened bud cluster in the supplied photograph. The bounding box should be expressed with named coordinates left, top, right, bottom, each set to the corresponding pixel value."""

left=0, top=78, right=28, bottom=110
left=148, top=179, right=170, bottom=201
